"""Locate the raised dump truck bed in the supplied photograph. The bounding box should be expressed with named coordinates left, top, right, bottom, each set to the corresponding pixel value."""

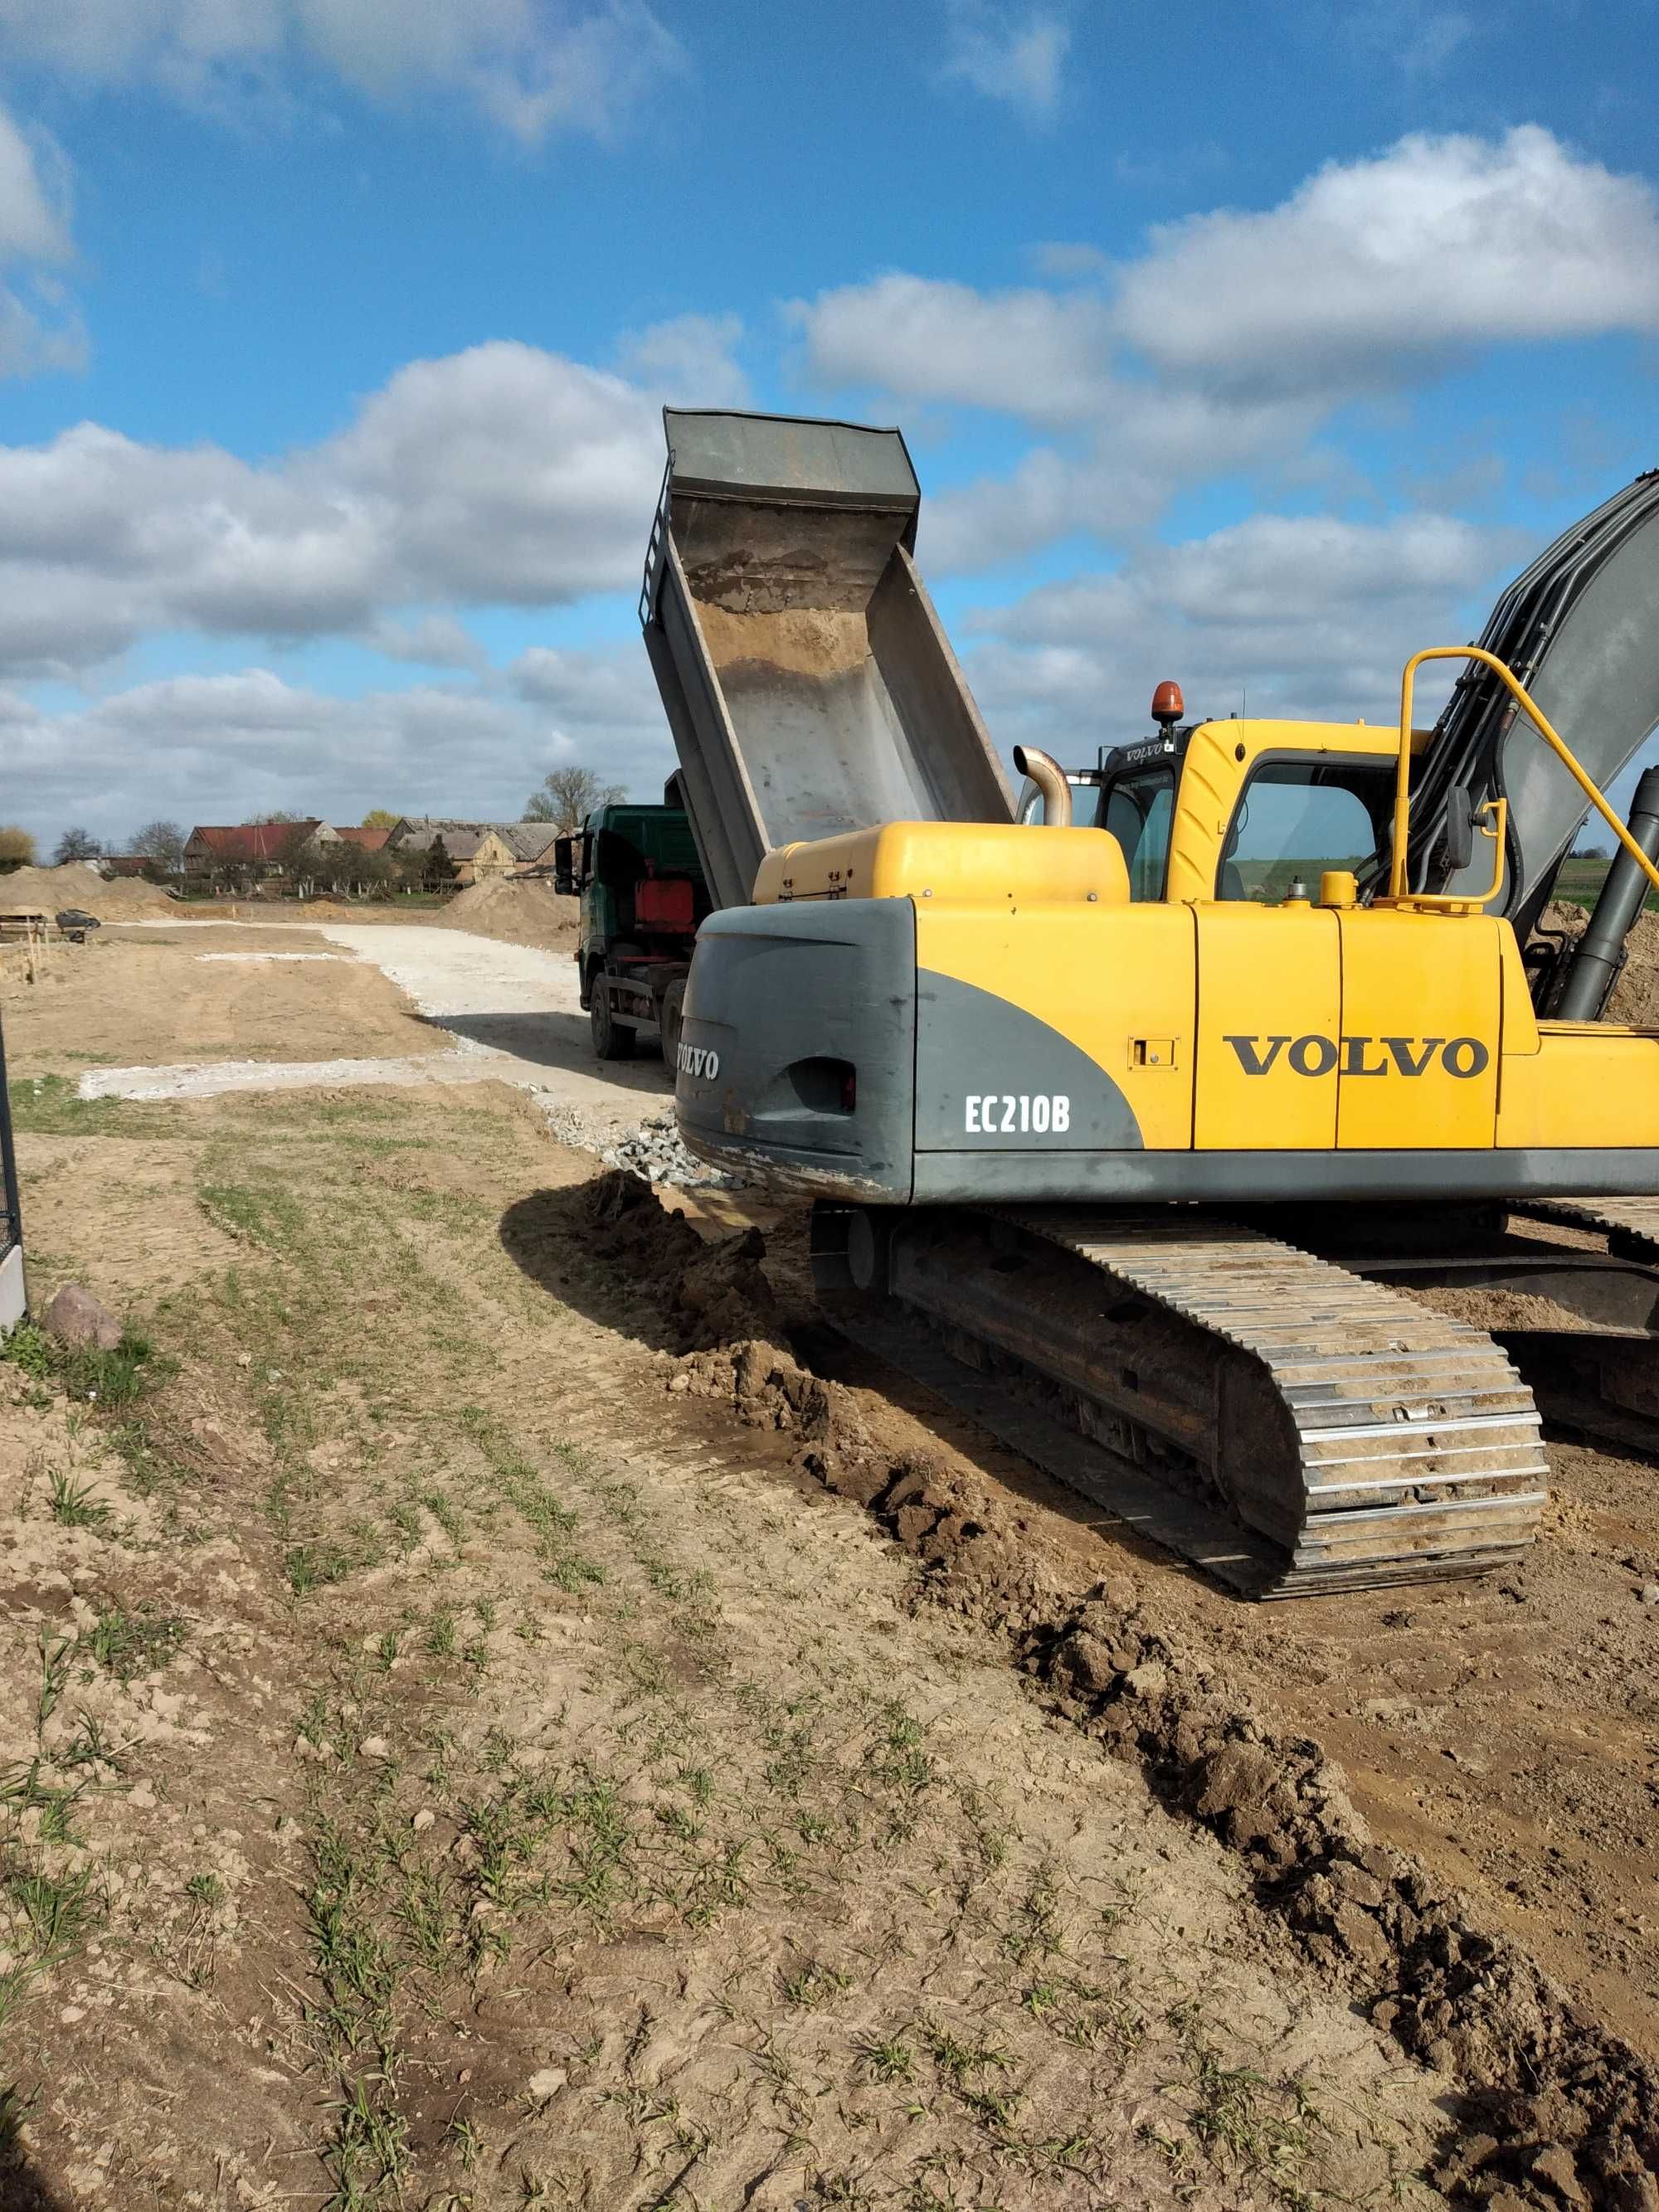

left=640, top=408, right=1012, bottom=911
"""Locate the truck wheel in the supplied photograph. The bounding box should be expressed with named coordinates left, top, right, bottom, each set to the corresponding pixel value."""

left=590, top=971, right=636, bottom=1060
left=659, top=979, right=686, bottom=1082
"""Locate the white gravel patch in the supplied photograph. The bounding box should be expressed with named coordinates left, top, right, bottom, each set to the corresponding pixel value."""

left=79, top=1055, right=493, bottom=1101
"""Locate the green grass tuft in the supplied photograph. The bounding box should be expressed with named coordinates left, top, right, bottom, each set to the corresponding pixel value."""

left=88, top=1602, right=187, bottom=1682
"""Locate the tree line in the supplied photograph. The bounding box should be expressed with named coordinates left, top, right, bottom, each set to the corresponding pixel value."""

left=0, top=811, right=406, bottom=887
left=0, top=769, right=630, bottom=886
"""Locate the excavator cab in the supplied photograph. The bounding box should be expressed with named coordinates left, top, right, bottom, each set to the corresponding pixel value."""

left=1017, top=700, right=1410, bottom=912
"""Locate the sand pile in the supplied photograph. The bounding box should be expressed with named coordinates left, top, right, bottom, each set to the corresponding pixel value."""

left=0, top=862, right=174, bottom=918
left=435, top=874, right=578, bottom=950
left=1537, top=900, right=1659, bottom=1025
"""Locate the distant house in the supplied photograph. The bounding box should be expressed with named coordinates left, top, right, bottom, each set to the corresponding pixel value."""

left=100, top=856, right=153, bottom=878
left=330, top=826, right=392, bottom=854
left=185, top=820, right=326, bottom=892
left=385, top=819, right=558, bottom=887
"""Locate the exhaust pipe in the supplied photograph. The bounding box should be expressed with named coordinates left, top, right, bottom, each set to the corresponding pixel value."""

left=1012, top=745, right=1073, bottom=829
left=1554, top=764, right=1659, bottom=1020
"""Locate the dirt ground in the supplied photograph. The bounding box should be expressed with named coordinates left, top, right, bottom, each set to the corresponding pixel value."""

left=2, top=928, right=447, bottom=1070
left=2, top=1082, right=1457, bottom=2211
left=163, top=878, right=581, bottom=955
left=4, top=923, right=1659, bottom=2209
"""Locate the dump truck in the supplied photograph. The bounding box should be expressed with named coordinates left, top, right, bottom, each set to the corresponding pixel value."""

left=640, top=410, right=1659, bottom=1596
left=554, top=800, right=709, bottom=1068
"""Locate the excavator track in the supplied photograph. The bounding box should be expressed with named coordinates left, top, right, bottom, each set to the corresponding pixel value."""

left=1511, top=1195, right=1659, bottom=1262
left=820, top=1206, right=1549, bottom=1598
left=1501, top=1198, right=1659, bottom=1430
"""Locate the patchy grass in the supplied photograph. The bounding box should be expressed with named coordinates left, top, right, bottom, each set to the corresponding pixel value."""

left=2, top=1318, right=171, bottom=1411
left=285, top=1543, right=357, bottom=1598
left=6, top=1074, right=131, bottom=1138
left=455, top=1405, right=604, bottom=1592
left=46, top=1467, right=113, bottom=1529
left=87, top=1602, right=187, bottom=1683
left=0, top=1078, right=1444, bottom=2205
left=197, top=1182, right=307, bottom=1249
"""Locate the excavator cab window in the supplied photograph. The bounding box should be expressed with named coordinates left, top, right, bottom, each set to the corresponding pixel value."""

left=1218, top=758, right=1395, bottom=902
left=1102, top=768, right=1176, bottom=901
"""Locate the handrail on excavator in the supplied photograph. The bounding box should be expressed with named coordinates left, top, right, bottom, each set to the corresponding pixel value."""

left=1391, top=645, right=1659, bottom=907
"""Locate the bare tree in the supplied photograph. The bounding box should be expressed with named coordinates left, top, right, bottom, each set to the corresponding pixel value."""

left=131, top=819, right=186, bottom=878
left=0, top=825, right=36, bottom=874
left=523, top=766, right=625, bottom=831
left=53, top=827, right=102, bottom=864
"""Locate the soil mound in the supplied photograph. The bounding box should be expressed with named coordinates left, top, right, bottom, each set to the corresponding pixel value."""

left=1536, top=900, right=1659, bottom=1025
left=572, top=1171, right=1659, bottom=2212
left=435, top=875, right=578, bottom=951
left=0, top=863, right=173, bottom=918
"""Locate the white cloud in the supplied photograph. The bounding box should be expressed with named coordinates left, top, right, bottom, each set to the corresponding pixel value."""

left=0, top=102, right=85, bottom=377
left=1345, top=0, right=1476, bottom=80
left=362, top=613, right=486, bottom=668
left=963, top=510, right=1521, bottom=754
left=509, top=644, right=661, bottom=727
left=0, top=341, right=666, bottom=676
left=615, top=311, right=748, bottom=408
left=1399, top=8, right=1473, bottom=75
left=1115, top=126, right=1659, bottom=397
left=792, top=275, right=1113, bottom=424
left=7, top=659, right=675, bottom=848
left=1030, top=240, right=1109, bottom=279
left=941, top=2, right=1069, bottom=120
left=0, top=104, right=71, bottom=262
left=791, top=128, right=1659, bottom=566
left=922, top=385, right=1328, bottom=572
left=799, top=134, right=1659, bottom=423
left=0, top=0, right=683, bottom=142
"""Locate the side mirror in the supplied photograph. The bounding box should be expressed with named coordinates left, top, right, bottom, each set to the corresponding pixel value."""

left=552, top=836, right=576, bottom=897
left=1443, top=785, right=1476, bottom=873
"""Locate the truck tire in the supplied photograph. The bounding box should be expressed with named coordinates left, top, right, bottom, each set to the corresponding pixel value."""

left=659, top=978, right=686, bottom=1082
left=589, top=969, right=636, bottom=1060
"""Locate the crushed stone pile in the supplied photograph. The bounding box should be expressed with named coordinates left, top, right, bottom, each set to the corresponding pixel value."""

left=534, top=1099, right=749, bottom=1189
left=601, top=1108, right=749, bottom=1189
left=435, top=875, right=578, bottom=951
left=0, top=863, right=174, bottom=918
left=1536, top=899, right=1659, bottom=1026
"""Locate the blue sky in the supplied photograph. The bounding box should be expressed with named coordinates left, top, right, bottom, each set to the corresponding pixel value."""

left=2, top=0, right=1657, bottom=849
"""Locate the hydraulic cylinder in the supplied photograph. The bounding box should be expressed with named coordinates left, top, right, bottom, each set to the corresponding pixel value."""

left=1554, top=765, right=1659, bottom=1020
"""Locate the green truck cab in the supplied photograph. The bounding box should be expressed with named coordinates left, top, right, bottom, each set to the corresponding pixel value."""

left=554, top=803, right=709, bottom=1071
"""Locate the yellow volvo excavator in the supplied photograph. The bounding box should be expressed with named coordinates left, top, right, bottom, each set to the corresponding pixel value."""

left=640, top=411, right=1659, bottom=1596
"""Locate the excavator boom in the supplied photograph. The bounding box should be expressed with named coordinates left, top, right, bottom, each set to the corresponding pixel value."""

left=1407, top=469, right=1659, bottom=933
